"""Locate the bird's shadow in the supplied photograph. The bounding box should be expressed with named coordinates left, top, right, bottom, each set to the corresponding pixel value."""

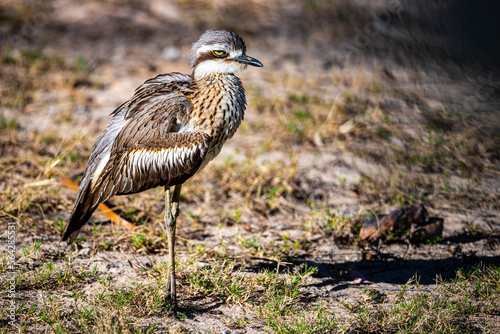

left=239, top=251, right=500, bottom=288
left=176, top=296, right=224, bottom=316
left=170, top=255, right=499, bottom=315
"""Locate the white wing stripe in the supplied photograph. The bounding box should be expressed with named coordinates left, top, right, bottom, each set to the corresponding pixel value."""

left=126, top=142, right=205, bottom=178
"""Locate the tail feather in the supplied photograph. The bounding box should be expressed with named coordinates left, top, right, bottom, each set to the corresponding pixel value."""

left=62, top=178, right=96, bottom=244
left=62, top=205, right=97, bottom=244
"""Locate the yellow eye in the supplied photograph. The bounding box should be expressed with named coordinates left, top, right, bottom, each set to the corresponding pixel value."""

left=213, top=50, right=227, bottom=57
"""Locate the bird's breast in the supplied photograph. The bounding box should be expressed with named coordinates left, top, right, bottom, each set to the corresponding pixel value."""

left=193, top=78, right=244, bottom=136
left=190, top=75, right=246, bottom=168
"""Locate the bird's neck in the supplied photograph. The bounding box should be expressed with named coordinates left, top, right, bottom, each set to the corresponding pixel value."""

left=192, top=72, right=238, bottom=86
left=190, top=73, right=246, bottom=138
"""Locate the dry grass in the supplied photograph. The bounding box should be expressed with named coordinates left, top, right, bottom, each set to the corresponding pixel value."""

left=344, top=265, right=500, bottom=333
left=1, top=241, right=499, bottom=333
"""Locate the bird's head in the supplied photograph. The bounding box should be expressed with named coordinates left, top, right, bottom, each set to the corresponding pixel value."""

left=190, top=29, right=263, bottom=79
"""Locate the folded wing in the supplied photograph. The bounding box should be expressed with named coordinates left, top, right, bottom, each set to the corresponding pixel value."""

left=62, top=74, right=208, bottom=243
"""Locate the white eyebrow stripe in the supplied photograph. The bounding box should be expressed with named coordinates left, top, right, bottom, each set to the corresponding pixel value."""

left=228, top=50, right=243, bottom=58
left=197, top=44, right=229, bottom=53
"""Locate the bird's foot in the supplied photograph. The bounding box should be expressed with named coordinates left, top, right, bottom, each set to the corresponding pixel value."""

left=166, top=297, right=177, bottom=314
left=165, top=277, right=177, bottom=313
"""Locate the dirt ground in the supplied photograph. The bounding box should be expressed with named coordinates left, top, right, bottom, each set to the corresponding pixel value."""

left=1, top=0, right=499, bottom=333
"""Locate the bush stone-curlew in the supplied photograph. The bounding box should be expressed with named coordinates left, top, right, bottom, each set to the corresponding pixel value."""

left=62, top=29, right=263, bottom=308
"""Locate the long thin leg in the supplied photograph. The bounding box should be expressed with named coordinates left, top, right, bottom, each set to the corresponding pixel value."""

left=165, top=184, right=182, bottom=309
left=164, top=186, right=172, bottom=236
left=171, top=185, right=182, bottom=218
left=164, top=186, right=175, bottom=307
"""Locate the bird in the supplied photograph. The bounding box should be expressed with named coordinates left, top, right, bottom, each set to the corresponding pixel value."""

left=61, top=29, right=263, bottom=308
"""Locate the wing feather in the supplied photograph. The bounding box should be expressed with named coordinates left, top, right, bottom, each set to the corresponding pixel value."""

left=62, top=73, right=203, bottom=243
left=90, top=123, right=210, bottom=208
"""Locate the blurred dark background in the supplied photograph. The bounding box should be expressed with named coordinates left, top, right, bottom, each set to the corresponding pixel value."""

left=1, top=0, right=499, bottom=72
left=379, top=0, right=500, bottom=71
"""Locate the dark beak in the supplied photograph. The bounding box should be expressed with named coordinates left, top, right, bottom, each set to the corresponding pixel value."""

left=231, top=54, right=263, bottom=67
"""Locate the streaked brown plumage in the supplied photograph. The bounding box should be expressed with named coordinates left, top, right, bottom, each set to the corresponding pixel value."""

left=62, top=30, right=262, bottom=308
